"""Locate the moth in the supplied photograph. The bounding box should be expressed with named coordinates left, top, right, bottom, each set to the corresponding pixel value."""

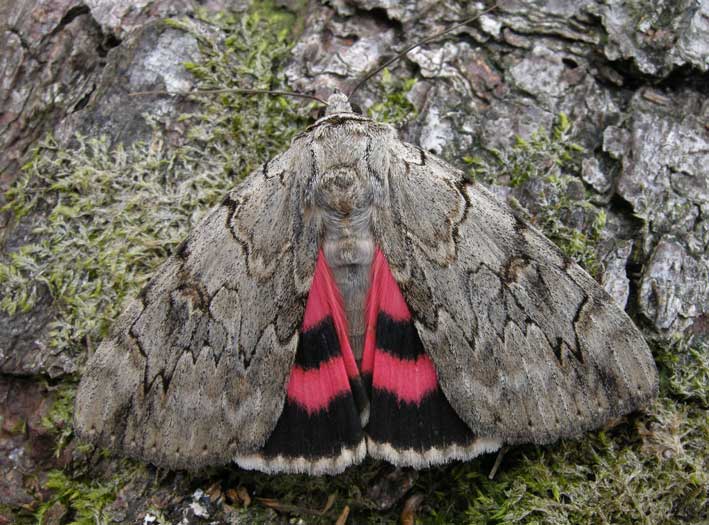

left=74, top=92, right=658, bottom=475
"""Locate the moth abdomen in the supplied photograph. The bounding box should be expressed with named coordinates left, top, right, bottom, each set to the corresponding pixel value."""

left=319, top=182, right=375, bottom=361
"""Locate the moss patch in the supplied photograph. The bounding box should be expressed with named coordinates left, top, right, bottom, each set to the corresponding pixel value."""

left=656, top=337, right=709, bottom=408
left=35, top=470, right=122, bottom=525
left=41, top=383, right=77, bottom=456
left=0, top=1, right=311, bottom=355
left=1, top=1, right=310, bottom=522
left=367, top=68, right=417, bottom=125
left=30, top=461, right=150, bottom=525
left=466, top=113, right=605, bottom=276
left=468, top=112, right=582, bottom=188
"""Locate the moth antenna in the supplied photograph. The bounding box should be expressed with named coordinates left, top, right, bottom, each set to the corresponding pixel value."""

left=127, top=88, right=328, bottom=106
left=347, top=3, right=499, bottom=100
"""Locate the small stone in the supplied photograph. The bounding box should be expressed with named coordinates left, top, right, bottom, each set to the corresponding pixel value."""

left=600, top=240, right=633, bottom=309
left=419, top=105, right=454, bottom=155
left=602, top=126, right=629, bottom=160
left=189, top=501, right=209, bottom=519
left=638, top=238, right=686, bottom=330
left=479, top=14, right=502, bottom=38
left=581, top=157, right=612, bottom=194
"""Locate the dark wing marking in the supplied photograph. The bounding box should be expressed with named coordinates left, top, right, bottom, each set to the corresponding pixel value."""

left=74, top=150, right=317, bottom=471
left=363, top=248, right=500, bottom=467
left=378, top=140, right=658, bottom=447
left=236, top=251, right=366, bottom=475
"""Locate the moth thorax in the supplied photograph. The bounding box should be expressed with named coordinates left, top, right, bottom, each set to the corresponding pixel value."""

left=317, top=166, right=374, bottom=266
left=314, top=166, right=373, bottom=216
left=317, top=167, right=375, bottom=362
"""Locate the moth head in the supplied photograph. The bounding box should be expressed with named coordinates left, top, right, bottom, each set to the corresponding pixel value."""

left=325, top=93, right=356, bottom=116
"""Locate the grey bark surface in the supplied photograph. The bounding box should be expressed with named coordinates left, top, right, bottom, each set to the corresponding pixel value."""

left=0, top=0, right=707, bottom=520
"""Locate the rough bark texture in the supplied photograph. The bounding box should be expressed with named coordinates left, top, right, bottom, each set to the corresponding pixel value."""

left=0, top=0, right=706, bottom=522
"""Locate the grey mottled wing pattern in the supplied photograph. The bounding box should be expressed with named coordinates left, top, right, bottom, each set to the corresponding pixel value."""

left=74, top=150, right=317, bottom=471
left=378, top=140, right=658, bottom=445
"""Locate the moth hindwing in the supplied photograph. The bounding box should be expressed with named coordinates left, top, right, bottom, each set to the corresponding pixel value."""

left=74, top=93, right=658, bottom=474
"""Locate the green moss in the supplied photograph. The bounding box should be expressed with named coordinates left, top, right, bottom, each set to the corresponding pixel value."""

left=469, top=112, right=583, bottom=188
left=35, top=470, right=124, bottom=525
left=367, top=69, right=417, bottom=125
left=625, top=0, right=680, bottom=34
left=2, top=132, right=230, bottom=352
left=467, top=113, right=604, bottom=276
left=1, top=2, right=310, bottom=522
left=656, top=337, right=709, bottom=408
left=0, top=1, right=309, bottom=355
left=41, top=384, right=77, bottom=456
